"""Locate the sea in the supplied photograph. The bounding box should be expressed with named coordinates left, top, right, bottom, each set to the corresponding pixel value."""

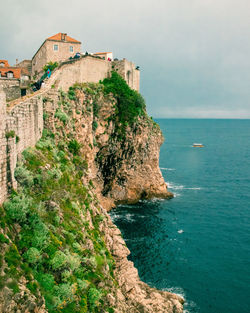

left=110, top=119, right=250, bottom=313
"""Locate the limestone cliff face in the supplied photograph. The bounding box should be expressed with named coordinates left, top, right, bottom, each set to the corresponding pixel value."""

left=44, top=86, right=173, bottom=210
left=0, top=82, right=182, bottom=313
left=95, top=115, right=173, bottom=206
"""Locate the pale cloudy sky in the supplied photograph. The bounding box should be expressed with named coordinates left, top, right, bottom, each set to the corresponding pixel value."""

left=1, top=0, right=250, bottom=118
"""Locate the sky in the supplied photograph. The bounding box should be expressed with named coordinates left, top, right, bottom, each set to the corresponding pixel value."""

left=1, top=0, right=250, bottom=118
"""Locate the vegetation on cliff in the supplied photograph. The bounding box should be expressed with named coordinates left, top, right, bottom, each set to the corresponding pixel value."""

left=101, top=71, right=146, bottom=127
left=0, top=74, right=172, bottom=313
left=0, top=127, right=116, bottom=312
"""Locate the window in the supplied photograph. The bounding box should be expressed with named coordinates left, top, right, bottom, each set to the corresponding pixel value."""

left=0, top=62, right=4, bottom=67
left=7, top=71, right=14, bottom=78
left=54, top=44, right=59, bottom=51
left=69, top=46, right=73, bottom=53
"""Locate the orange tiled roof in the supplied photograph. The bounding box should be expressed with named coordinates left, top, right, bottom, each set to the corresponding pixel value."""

left=47, top=33, right=81, bottom=43
left=0, top=67, right=21, bottom=79
left=0, top=60, right=10, bottom=67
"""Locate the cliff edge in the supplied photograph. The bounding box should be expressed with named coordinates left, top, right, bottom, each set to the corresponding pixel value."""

left=0, top=73, right=183, bottom=312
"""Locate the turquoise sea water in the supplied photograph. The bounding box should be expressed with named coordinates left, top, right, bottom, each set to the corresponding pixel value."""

left=110, top=119, right=250, bottom=313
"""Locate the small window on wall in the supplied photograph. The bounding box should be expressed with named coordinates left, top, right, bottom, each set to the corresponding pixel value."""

left=7, top=72, right=14, bottom=78
left=54, top=44, right=59, bottom=51
left=69, top=46, right=73, bottom=53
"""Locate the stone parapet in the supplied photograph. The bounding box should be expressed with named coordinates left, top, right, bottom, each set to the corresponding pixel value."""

left=0, top=87, right=43, bottom=204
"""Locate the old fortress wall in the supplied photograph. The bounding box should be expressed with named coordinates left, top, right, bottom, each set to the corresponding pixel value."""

left=0, top=87, right=44, bottom=203
left=56, top=56, right=140, bottom=92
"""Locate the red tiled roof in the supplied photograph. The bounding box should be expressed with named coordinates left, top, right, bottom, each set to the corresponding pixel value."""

left=0, top=60, right=10, bottom=67
left=0, top=67, right=21, bottom=79
left=47, top=33, right=81, bottom=43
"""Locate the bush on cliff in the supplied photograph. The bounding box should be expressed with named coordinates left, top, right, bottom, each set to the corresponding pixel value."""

left=100, top=71, right=146, bottom=126
left=43, top=61, right=58, bottom=73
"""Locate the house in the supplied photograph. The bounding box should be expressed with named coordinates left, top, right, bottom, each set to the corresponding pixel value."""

left=0, top=60, right=21, bottom=79
left=93, top=52, right=113, bottom=61
left=32, top=33, right=81, bottom=77
left=0, top=60, right=33, bottom=100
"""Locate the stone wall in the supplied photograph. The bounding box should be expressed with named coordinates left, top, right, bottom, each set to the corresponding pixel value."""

left=0, top=87, right=44, bottom=203
left=55, top=56, right=140, bottom=92
left=0, top=78, right=21, bottom=101
left=56, top=56, right=111, bottom=91
left=0, top=88, right=7, bottom=203
left=112, top=59, right=140, bottom=91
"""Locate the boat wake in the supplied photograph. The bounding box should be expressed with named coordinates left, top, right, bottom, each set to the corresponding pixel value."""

left=160, top=167, right=176, bottom=171
left=167, top=182, right=202, bottom=191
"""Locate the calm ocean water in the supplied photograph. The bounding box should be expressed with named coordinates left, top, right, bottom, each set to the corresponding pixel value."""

left=110, top=119, right=250, bottom=313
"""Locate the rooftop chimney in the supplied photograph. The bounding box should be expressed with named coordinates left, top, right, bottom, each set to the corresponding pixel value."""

left=61, top=33, right=67, bottom=41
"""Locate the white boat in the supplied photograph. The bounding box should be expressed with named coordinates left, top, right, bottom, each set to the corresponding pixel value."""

left=193, top=143, right=204, bottom=148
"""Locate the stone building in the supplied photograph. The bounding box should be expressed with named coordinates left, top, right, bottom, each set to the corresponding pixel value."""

left=16, top=60, right=32, bottom=77
left=0, top=60, right=30, bottom=101
left=0, top=60, right=21, bottom=79
left=93, top=52, right=113, bottom=61
left=32, top=33, right=81, bottom=77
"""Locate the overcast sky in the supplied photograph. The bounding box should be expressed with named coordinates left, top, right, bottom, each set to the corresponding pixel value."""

left=1, top=0, right=250, bottom=118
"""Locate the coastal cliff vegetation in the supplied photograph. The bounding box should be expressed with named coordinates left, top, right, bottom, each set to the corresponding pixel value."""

left=0, top=73, right=182, bottom=313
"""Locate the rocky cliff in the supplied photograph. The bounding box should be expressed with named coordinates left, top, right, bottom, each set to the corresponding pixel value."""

left=0, top=73, right=183, bottom=312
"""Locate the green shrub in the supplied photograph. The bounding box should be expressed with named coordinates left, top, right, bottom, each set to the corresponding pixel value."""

left=47, top=168, right=62, bottom=180
left=36, top=138, right=54, bottom=151
left=54, top=283, right=74, bottom=302
left=55, top=109, right=69, bottom=125
left=43, top=112, right=49, bottom=120
left=30, top=220, right=49, bottom=249
left=36, top=273, right=55, bottom=291
left=24, top=247, right=41, bottom=264
left=88, top=287, right=102, bottom=310
left=0, top=233, right=9, bottom=244
left=5, top=244, right=21, bottom=267
left=68, top=140, right=81, bottom=155
left=77, top=279, right=89, bottom=291
left=92, top=121, right=98, bottom=131
left=100, top=71, right=146, bottom=127
left=68, top=87, right=76, bottom=100
left=7, top=280, right=19, bottom=294
left=14, top=166, right=34, bottom=187
left=5, top=130, right=15, bottom=139
left=4, top=194, right=32, bottom=223
left=43, top=61, right=58, bottom=73
left=50, top=251, right=67, bottom=270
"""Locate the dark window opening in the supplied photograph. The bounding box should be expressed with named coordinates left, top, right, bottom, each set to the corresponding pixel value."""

left=21, top=89, right=26, bottom=97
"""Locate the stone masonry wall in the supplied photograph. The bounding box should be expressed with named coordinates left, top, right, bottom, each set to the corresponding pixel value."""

left=0, top=87, right=7, bottom=204
left=56, top=56, right=140, bottom=92
left=0, top=78, right=21, bottom=101
left=112, top=59, right=140, bottom=91
left=56, top=56, right=111, bottom=91
left=0, top=86, right=44, bottom=203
